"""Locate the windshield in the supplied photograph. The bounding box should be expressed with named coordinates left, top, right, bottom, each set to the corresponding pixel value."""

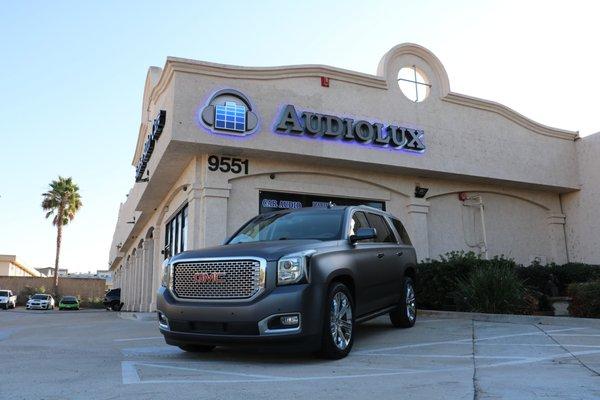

left=0, top=291, right=9, bottom=297
left=32, top=295, right=48, bottom=300
left=62, top=297, right=76, bottom=302
left=228, top=209, right=344, bottom=244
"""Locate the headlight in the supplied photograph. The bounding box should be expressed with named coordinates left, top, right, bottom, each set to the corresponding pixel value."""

left=161, top=259, right=171, bottom=287
left=277, top=250, right=316, bottom=285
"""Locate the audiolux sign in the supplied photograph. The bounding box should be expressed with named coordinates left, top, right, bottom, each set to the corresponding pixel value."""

left=274, top=104, right=426, bottom=152
left=200, top=89, right=425, bottom=153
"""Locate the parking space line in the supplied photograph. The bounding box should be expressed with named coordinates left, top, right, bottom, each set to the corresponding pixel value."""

left=355, top=327, right=585, bottom=354
left=121, top=361, right=141, bottom=384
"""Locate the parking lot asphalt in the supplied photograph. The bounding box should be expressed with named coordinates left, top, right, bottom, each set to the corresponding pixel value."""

left=1, top=308, right=599, bottom=400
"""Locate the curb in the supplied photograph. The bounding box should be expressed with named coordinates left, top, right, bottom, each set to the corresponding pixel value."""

left=419, top=309, right=600, bottom=328
left=118, top=312, right=156, bottom=321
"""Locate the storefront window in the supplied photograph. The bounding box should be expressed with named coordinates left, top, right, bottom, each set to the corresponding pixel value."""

left=164, top=204, right=188, bottom=258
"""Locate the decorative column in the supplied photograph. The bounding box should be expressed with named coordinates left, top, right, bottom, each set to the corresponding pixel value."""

left=149, top=225, right=163, bottom=312
left=143, top=238, right=155, bottom=312
left=134, top=249, right=142, bottom=312
left=198, top=185, right=231, bottom=248
left=123, top=261, right=130, bottom=311
left=407, top=199, right=431, bottom=262
left=138, top=244, right=146, bottom=312
left=547, top=213, right=568, bottom=264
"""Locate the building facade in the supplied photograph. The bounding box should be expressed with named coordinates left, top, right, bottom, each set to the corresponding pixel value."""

left=0, top=255, right=42, bottom=277
left=109, top=43, right=598, bottom=312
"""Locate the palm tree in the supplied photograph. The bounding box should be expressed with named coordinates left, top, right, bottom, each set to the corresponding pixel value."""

left=41, top=177, right=82, bottom=294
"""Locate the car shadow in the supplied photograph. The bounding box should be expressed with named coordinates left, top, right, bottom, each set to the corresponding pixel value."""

left=166, top=316, right=402, bottom=364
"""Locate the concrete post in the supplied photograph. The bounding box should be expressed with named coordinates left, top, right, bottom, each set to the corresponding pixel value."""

left=407, top=199, right=431, bottom=262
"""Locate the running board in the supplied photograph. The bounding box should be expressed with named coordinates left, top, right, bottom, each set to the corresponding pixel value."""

left=355, top=305, right=399, bottom=324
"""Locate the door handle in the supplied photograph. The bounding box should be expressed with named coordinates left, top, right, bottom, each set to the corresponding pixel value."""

left=377, top=253, right=385, bottom=259
left=396, top=251, right=404, bottom=257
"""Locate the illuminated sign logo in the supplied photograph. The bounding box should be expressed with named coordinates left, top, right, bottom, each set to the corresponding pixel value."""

left=135, top=110, right=166, bottom=182
left=200, top=89, right=258, bottom=136
left=274, top=105, right=426, bottom=152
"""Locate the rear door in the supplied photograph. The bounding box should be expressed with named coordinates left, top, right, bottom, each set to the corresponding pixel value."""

left=365, top=212, right=404, bottom=309
left=348, top=211, right=384, bottom=316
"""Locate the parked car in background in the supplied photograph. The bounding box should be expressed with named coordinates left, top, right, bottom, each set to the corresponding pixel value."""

left=26, top=294, right=55, bottom=310
left=103, top=288, right=122, bottom=311
left=157, top=205, right=417, bottom=359
left=0, top=290, right=17, bottom=309
left=59, top=296, right=80, bottom=310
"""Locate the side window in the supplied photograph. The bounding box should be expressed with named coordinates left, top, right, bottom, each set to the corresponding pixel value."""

left=350, top=211, right=373, bottom=242
left=164, top=204, right=188, bottom=258
left=391, top=218, right=412, bottom=245
left=365, top=213, right=395, bottom=243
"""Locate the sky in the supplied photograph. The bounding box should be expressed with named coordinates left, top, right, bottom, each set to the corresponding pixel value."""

left=0, top=1, right=598, bottom=273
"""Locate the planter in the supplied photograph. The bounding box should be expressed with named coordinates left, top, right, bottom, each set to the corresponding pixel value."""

left=549, top=297, right=572, bottom=316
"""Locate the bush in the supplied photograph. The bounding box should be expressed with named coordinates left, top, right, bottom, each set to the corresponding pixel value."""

left=568, top=281, right=600, bottom=318
left=17, top=286, right=47, bottom=306
left=416, top=251, right=517, bottom=310
left=453, top=265, right=529, bottom=314
left=516, top=262, right=600, bottom=297
left=79, top=297, right=105, bottom=309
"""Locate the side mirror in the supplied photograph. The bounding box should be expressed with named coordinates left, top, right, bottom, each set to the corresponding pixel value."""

left=349, top=227, right=377, bottom=244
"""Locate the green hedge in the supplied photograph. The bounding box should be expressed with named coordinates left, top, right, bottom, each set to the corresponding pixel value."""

left=416, top=251, right=600, bottom=315
left=568, top=281, right=600, bottom=318
left=416, top=251, right=517, bottom=311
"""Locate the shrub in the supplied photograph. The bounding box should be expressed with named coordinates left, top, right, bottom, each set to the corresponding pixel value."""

left=454, top=265, right=529, bottom=314
left=568, top=281, right=600, bottom=318
left=516, top=263, right=600, bottom=297
left=79, top=297, right=105, bottom=309
left=17, top=286, right=47, bottom=306
left=416, top=251, right=516, bottom=310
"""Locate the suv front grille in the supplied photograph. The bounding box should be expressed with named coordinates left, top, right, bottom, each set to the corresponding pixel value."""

left=172, top=259, right=264, bottom=300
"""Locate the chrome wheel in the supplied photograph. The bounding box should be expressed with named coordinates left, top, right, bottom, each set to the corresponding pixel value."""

left=330, top=291, right=353, bottom=350
left=406, top=281, right=416, bottom=322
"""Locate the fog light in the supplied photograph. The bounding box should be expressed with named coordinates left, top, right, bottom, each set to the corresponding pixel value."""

left=280, top=315, right=299, bottom=326
left=157, top=311, right=169, bottom=330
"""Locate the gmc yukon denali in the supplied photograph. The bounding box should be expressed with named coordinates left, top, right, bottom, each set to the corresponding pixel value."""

left=157, top=205, right=417, bottom=359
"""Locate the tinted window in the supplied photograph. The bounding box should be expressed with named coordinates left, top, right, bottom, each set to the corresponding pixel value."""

left=32, top=295, right=48, bottom=300
left=365, top=213, right=395, bottom=243
left=391, top=218, right=412, bottom=245
left=228, top=209, right=344, bottom=243
left=350, top=211, right=374, bottom=242
left=0, top=291, right=9, bottom=297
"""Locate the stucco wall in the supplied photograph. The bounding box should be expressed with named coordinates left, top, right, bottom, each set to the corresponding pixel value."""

left=563, top=133, right=600, bottom=264
left=0, top=277, right=106, bottom=299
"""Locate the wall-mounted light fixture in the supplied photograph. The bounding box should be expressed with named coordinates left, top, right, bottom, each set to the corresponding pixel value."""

left=414, top=185, right=429, bottom=198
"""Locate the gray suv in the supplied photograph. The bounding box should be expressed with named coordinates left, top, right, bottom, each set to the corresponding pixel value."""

left=157, top=205, right=417, bottom=359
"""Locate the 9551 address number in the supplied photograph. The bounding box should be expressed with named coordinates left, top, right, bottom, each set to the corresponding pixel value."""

left=208, top=155, right=249, bottom=174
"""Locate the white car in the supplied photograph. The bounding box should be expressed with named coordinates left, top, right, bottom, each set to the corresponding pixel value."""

left=26, top=294, right=55, bottom=310
left=0, top=290, right=17, bottom=309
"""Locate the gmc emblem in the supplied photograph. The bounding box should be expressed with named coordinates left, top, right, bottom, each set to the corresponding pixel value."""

left=193, top=272, right=226, bottom=284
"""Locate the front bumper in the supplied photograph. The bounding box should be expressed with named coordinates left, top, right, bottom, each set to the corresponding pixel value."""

left=157, top=282, right=325, bottom=349
left=27, top=303, right=50, bottom=309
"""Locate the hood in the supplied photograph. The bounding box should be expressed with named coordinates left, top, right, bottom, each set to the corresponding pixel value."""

left=170, top=240, right=339, bottom=262
left=0, top=297, right=7, bottom=302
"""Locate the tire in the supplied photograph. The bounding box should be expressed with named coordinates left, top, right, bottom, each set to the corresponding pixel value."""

left=178, top=345, right=216, bottom=353
left=389, top=277, right=417, bottom=328
left=318, top=282, right=355, bottom=359
left=111, top=302, right=120, bottom=312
